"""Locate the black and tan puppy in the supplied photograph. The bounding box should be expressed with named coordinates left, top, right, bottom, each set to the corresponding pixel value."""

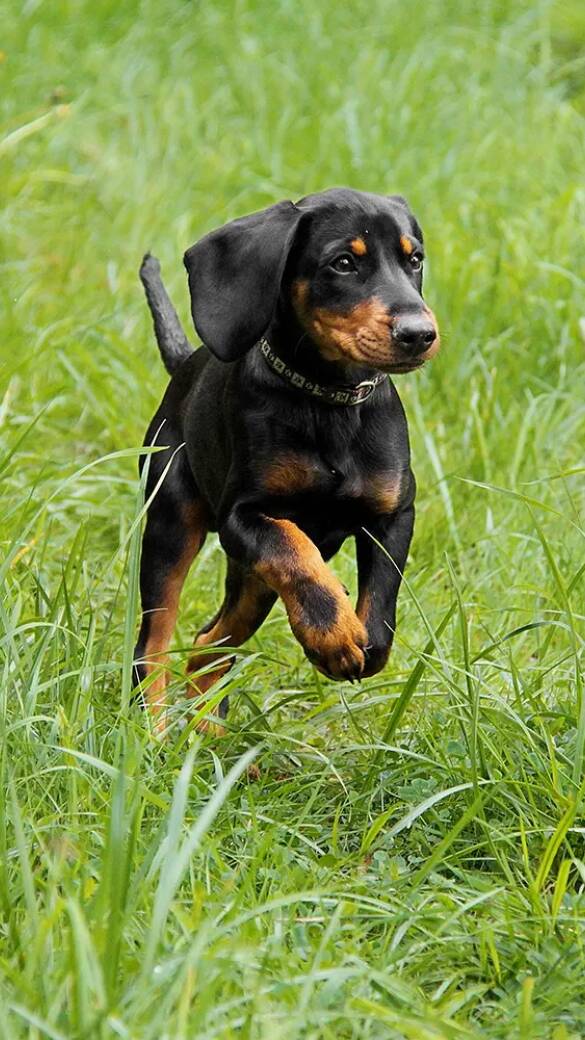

left=133, top=188, right=439, bottom=731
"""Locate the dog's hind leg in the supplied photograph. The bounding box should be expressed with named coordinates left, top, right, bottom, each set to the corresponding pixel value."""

left=133, top=420, right=208, bottom=733
left=185, top=559, right=276, bottom=729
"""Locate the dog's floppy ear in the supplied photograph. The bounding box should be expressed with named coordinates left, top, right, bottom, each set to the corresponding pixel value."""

left=183, top=200, right=305, bottom=361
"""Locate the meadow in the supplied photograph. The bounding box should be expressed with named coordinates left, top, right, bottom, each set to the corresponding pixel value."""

left=2, top=0, right=585, bottom=1036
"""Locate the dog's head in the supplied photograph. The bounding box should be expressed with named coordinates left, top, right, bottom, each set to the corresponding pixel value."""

left=184, top=187, right=439, bottom=373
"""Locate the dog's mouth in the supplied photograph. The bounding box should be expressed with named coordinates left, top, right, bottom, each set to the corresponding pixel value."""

left=383, top=358, right=426, bottom=374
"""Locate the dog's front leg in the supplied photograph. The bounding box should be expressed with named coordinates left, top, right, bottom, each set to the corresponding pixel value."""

left=220, top=505, right=367, bottom=680
left=355, top=505, right=415, bottom=677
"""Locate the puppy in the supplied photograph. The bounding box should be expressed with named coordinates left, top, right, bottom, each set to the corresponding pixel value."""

left=133, top=188, right=439, bottom=729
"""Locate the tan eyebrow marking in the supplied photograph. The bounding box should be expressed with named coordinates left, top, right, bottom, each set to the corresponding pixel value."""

left=400, top=234, right=414, bottom=256
left=350, top=237, right=367, bottom=256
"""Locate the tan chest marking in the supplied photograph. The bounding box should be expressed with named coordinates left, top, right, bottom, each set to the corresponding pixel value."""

left=262, top=454, right=321, bottom=495
left=364, top=472, right=403, bottom=514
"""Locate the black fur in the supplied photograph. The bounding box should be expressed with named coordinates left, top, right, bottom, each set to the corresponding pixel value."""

left=139, top=253, right=193, bottom=374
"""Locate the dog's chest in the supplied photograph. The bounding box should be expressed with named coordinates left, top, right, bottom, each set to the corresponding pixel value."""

left=326, top=453, right=403, bottom=513
left=261, top=442, right=402, bottom=515
left=316, top=411, right=403, bottom=511
left=258, top=395, right=409, bottom=516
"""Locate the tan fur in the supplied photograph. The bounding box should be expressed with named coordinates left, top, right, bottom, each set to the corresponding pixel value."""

left=185, top=575, right=271, bottom=732
left=350, top=237, right=367, bottom=256
left=400, top=234, right=413, bottom=256
left=293, top=277, right=440, bottom=368
left=141, top=502, right=208, bottom=727
left=310, top=298, right=393, bottom=365
left=292, top=278, right=310, bottom=310
left=292, top=279, right=394, bottom=366
left=262, top=454, right=320, bottom=495
left=255, top=519, right=367, bottom=678
left=364, top=472, right=402, bottom=514
left=356, top=587, right=371, bottom=624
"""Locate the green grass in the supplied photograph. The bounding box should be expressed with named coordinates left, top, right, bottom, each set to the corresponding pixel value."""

left=2, top=0, right=585, bottom=1036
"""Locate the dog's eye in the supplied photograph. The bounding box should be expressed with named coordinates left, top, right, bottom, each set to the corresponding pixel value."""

left=409, top=254, right=423, bottom=273
left=330, top=254, right=357, bottom=274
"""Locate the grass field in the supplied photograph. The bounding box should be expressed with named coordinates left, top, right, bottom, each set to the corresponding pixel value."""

left=2, top=0, right=585, bottom=1036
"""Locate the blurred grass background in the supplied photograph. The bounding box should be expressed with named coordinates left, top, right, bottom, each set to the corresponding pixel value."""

left=1, top=0, right=585, bottom=1037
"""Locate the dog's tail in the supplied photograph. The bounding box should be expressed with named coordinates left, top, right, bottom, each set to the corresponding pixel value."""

left=139, top=253, right=194, bottom=375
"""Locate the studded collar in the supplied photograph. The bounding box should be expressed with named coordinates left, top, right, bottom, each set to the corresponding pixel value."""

left=258, top=337, right=385, bottom=407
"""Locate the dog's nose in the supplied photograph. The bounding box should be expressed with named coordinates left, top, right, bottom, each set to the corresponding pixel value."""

left=392, top=317, right=436, bottom=356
